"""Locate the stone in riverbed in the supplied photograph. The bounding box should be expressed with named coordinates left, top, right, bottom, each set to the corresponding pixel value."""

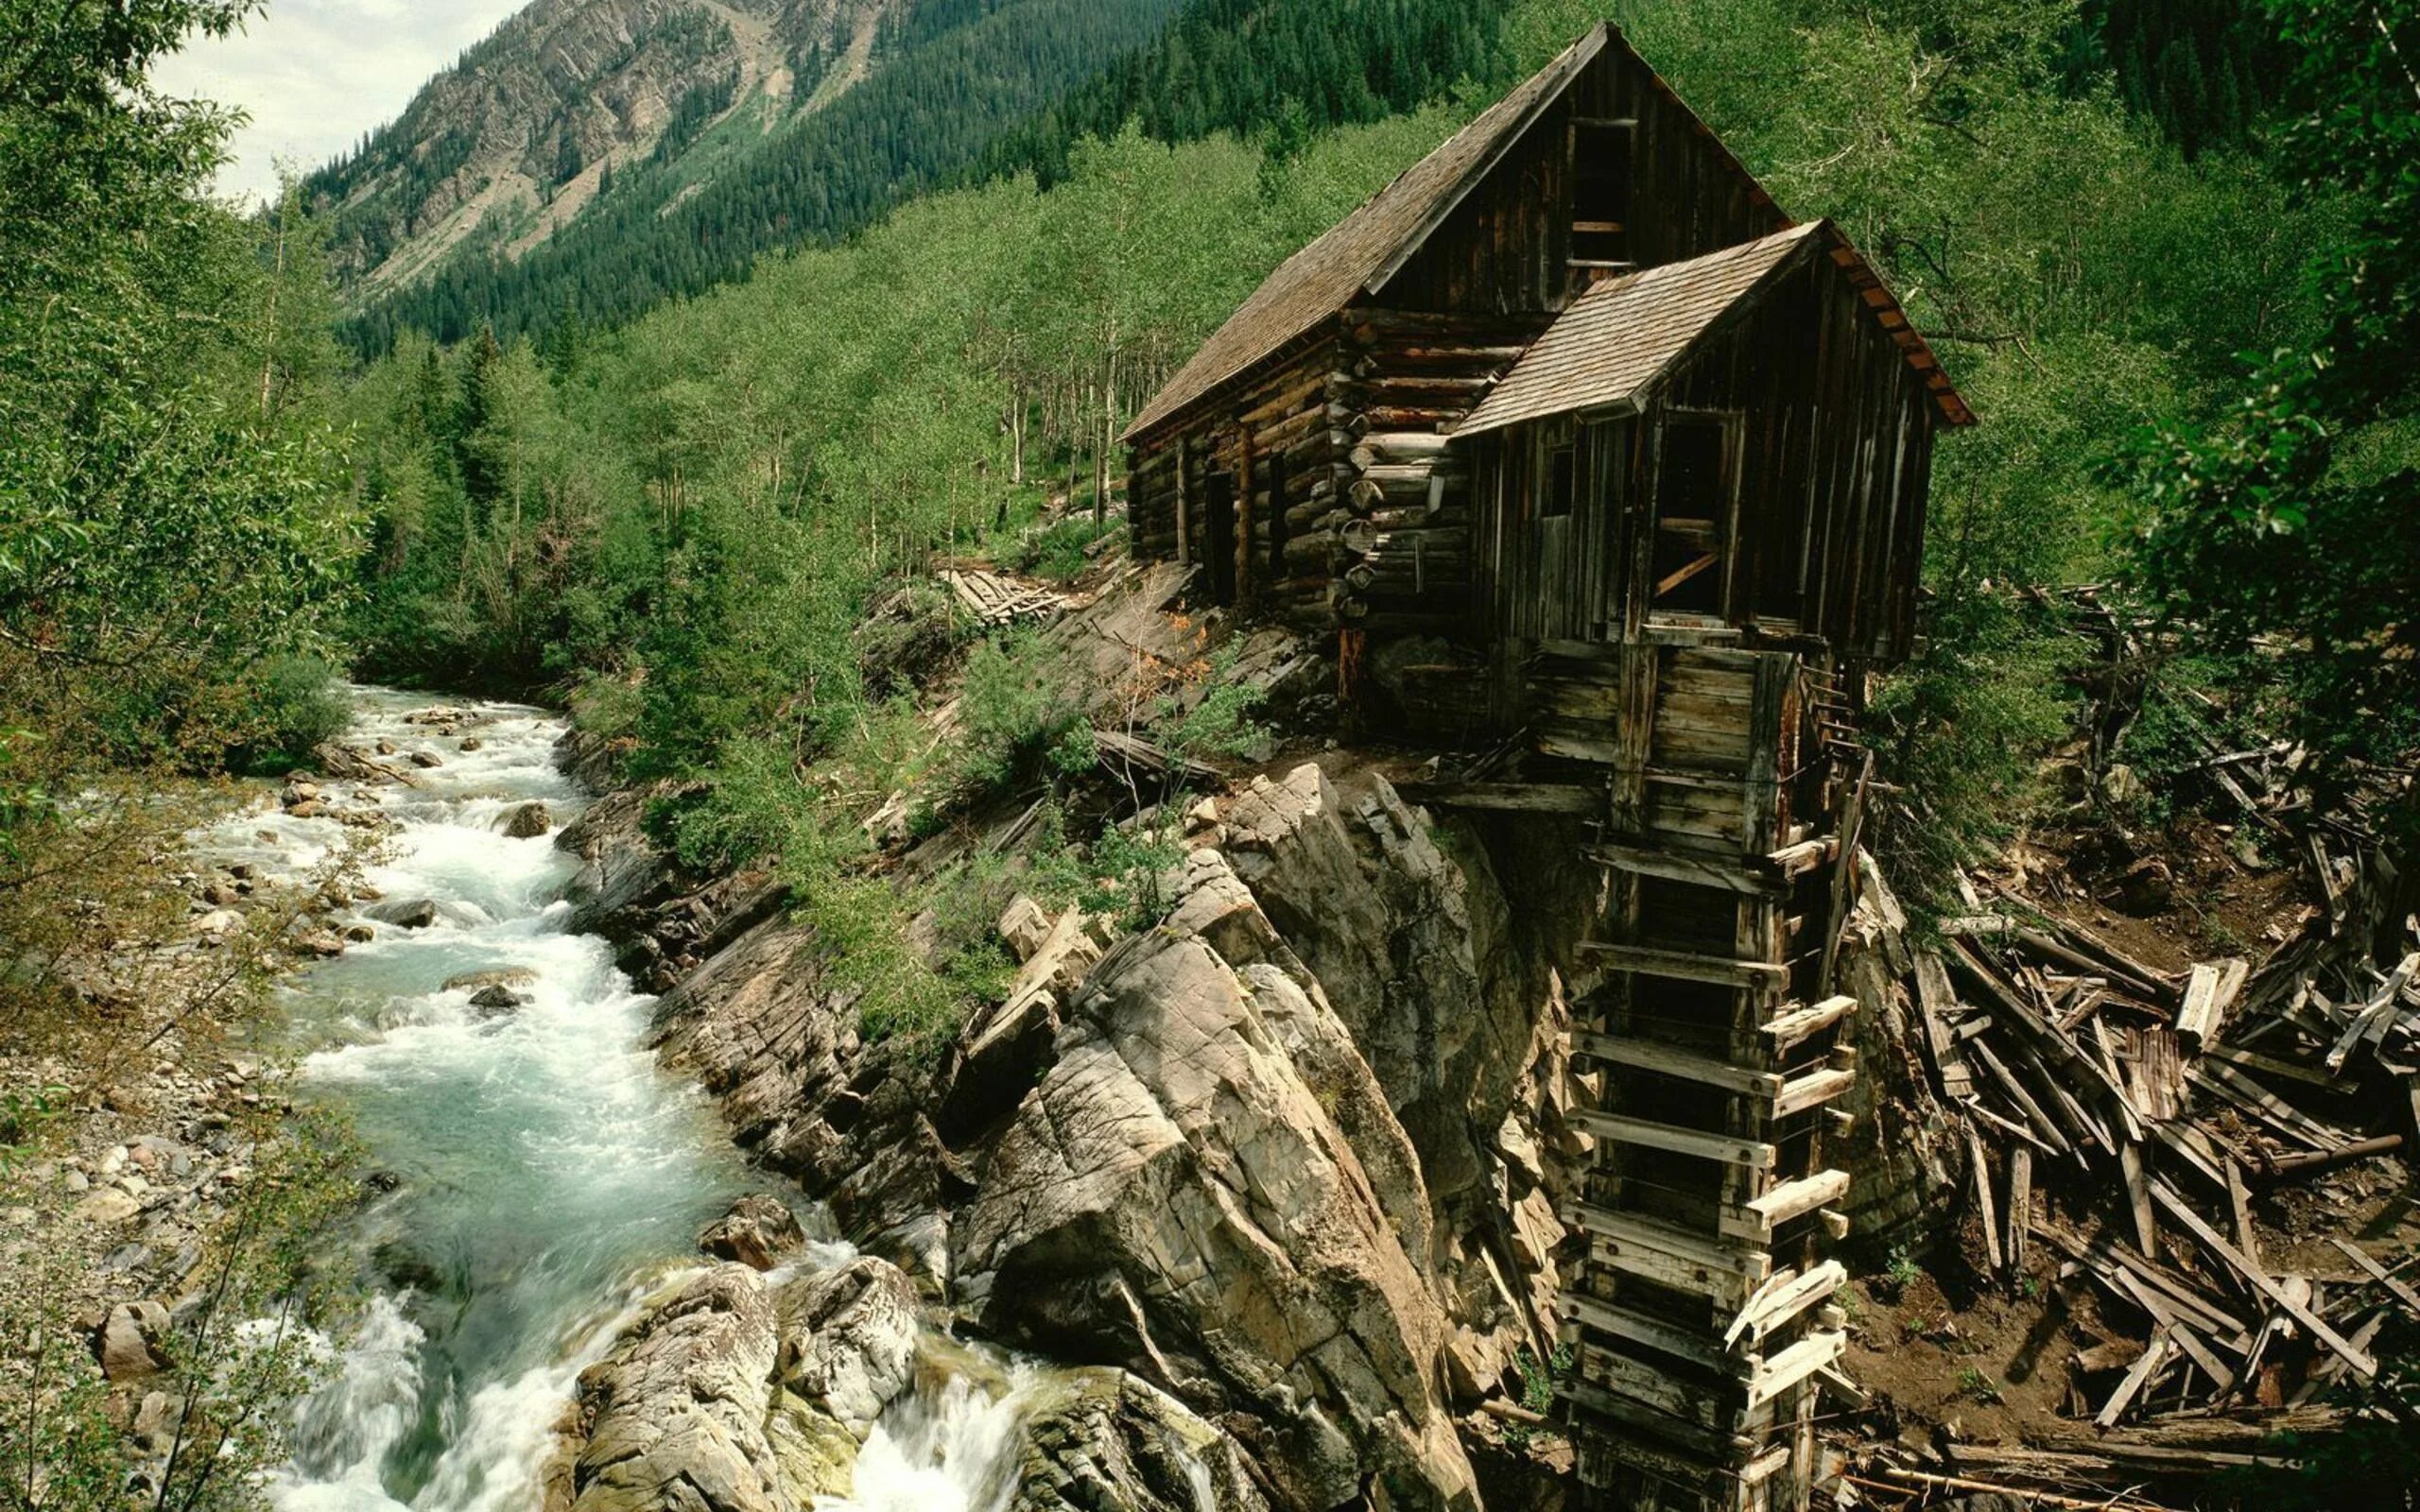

left=772, top=1257, right=920, bottom=1439
left=408, top=750, right=442, bottom=769
left=442, top=967, right=537, bottom=992
left=460, top=736, right=483, bottom=751
left=467, top=985, right=527, bottom=1015
left=699, top=1194, right=805, bottom=1272
left=372, top=899, right=439, bottom=929
left=97, top=1301, right=171, bottom=1381
left=501, top=800, right=551, bottom=838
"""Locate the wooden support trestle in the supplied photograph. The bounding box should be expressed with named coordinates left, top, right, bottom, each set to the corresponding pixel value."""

left=1544, top=643, right=1864, bottom=1512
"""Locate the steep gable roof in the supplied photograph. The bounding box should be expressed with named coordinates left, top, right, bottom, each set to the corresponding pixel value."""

left=1121, top=26, right=1618, bottom=444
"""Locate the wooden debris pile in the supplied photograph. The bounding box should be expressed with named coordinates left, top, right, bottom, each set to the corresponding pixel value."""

left=939, top=566, right=1067, bottom=626
left=1900, top=835, right=2418, bottom=1458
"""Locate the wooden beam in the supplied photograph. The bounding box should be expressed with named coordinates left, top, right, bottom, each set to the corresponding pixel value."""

left=1563, top=1293, right=1727, bottom=1371
left=1721, top=1169, right=1850, bottom=1243
left=1569, top=1108, right=1778, bottom=1169
left=1773, top=1066, right=1856, bottom=1118
left=1577, top=942, right=1789, bottom=988
left=1585, top=841, right=1775, bottom=894
left=1762, top=994, right=1857, bottom=1051
left=1397, top=780, right=1601, bottom=815
left=2150, top=1183, right=2377, bottom=1378
left=1575, top=1032, right=1784, bottom=1096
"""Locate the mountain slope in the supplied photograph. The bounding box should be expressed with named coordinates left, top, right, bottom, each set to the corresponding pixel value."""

left=329, top=0, right=1191, bottom=352
left=307, top=0, right=894, bottom=295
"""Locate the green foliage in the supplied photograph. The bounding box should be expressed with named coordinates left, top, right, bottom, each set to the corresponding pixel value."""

left=2124, top=0, right=2420, bottom=820
left=1956, top=1365, right=2007, bottom=1404
left=1867, top=594, right=2076, bottom=905
left=231, top=656, right=353, bottom=774
left=1, top=1, right=356, bottom=781
left=954, top=631, right=1100, bottom=797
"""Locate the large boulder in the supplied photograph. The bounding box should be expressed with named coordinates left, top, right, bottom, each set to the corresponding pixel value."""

left=1009, top=1367, right=1271, bottom=1512
left=98, top=1301, right=171, bottom=1382
left=556, top=1257, right=931, bottom=1512
left=952, top=882, right=1478, bottom=1512
left=699, top=1194, right=807, bottom=1273
left=503, top=800, right=553, bottom=838
left=1219, top=765, right=1533, bottom=1212
left=649, top=916, right=950, bottom=1286
left=772, top=1258, right=920, bottom=1439
left=563, top=1265, right=793, bottom=1512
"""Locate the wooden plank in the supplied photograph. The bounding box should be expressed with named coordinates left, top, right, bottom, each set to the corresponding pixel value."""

left=1762, top=995, right=1856, bottom=1051
left=1773, top=1067, right=1856, bottom=1118
left=2150, top=1182, right=2377, bottom=1378
left=1724, top=1261, right=1848, bottom=1349
left=2224, top=1159, right=2261, bottom=1274
left=1397, top=781, right=1602, bottom=815
left=2119, top=1141, right=2159, bottom=1258
left=2007, top=1146, right=2032, bottom=1278
left=2095, top=1331, right=2175, bottom=1429
left=2327, top=1238, right=2420, bottom=1320
left=1745, top=1331, right=1846, bottom=1410
left=1584, top=841, right=1774, bottom=894
left=1577, top=942, right=1788, bottom=988
left=1566, top=1202, right=1775, bottom=1282
left=1720, top=1170, right=1850, bottom=1244
left=1564, top=1292, right=1726, bottom=1371
left=1968, top=1123, right=2003, bottom=1274
left=1568, top=1108, right=1778, bottom=1169
left=1575, top=1032, right=1784, bottom=1096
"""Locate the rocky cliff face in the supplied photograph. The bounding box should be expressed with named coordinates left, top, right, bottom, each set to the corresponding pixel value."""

left=307, top=0, right=889, bottom=292
left=557, top=567, right=1615, bottom=1508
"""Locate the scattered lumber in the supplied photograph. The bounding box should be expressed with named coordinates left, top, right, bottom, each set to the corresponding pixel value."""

left=939, top=566, right=1066, bottom=625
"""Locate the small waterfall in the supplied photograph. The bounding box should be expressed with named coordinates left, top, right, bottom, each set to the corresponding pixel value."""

left=280, top=1296, right=426, bottom=1498
left=821, top=1368, right=1035, bottom=1512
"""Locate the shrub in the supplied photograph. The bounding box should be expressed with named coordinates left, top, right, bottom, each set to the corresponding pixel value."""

left=228, top=656, right=352, bottom=774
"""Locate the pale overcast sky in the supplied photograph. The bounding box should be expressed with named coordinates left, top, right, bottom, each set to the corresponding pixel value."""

left=155, top=0, right=530, bottom=207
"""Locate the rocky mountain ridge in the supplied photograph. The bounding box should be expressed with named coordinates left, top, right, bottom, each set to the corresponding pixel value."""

left=306, top=0, right=892, bottom=294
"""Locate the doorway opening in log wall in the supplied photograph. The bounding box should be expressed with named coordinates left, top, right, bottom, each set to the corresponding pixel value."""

left=1650, top=413, right=1736, bottom=619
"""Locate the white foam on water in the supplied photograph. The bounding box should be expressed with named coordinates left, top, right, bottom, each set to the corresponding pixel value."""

left=233, top=689, right=1035, bottom=1512
left=821, top=1367, right=1036, bottom=1512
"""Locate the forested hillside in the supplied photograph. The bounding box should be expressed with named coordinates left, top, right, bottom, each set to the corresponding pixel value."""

left=337, top=0, right=2415, bottom=864
left=6, top=0, right=2419, bottom=1502
left=336, top=0, right=1197, bottom=351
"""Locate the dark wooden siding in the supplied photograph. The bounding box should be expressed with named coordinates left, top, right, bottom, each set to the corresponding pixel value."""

left=1377, top=47, right=1789, bottom=318
left=1474, top=249, right=1937, bottom=665
left=1126, top=333, right=1344, bottom=629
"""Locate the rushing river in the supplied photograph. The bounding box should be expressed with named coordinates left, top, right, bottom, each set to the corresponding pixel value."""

left=199, top=689, right=1023, bottom=1512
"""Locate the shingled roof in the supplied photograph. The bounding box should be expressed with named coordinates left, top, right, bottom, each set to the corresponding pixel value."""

left=1456, top=221, right=1972, bottom=436
left=1121, top=26, right=1616, bottom=444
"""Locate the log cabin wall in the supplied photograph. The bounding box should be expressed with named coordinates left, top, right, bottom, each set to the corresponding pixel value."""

left=1126, top=333, right=1346, bottom=629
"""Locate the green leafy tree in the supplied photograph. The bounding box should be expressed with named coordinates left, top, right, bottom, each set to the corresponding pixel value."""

left=2126, top=0, right=2420, bottom=813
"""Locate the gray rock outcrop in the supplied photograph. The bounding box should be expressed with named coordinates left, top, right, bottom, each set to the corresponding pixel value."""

left=953, top=859, right=1479, bottom=1512
left=1009, top=1367, right=1271, bottom=1512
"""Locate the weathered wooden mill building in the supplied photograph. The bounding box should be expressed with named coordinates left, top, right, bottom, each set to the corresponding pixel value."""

left=1123, top=23, right=1970, bottom=1512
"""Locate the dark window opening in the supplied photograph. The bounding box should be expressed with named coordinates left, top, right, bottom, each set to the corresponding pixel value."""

left=1651, top=418, right=1731, bottom=617
left=1571, top=118, right=1633, bottom=279
left=1545, top=441, right=1576, bottom=518
left=1203, top=472, right=1236, bottom=606
left=1265, top=453, right=1288, bottom=580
